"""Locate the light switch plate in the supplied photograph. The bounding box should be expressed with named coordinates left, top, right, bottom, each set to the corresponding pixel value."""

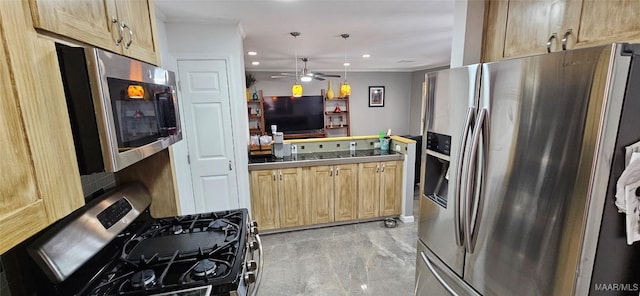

left=291, top=144, right=297, bottom=154
left=350, top=142, right=356, bottom=151
left=395, top=144, right=401, bottom=152
left=374, top=142, right=381, bottom=148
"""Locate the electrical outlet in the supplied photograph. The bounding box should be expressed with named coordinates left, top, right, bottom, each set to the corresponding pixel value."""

left=350, top=141, right=356, bottom=151
left=291, top=144, right=297, bottom=154
left=374, top=142, right=381, bottom=148
left=395, top=144, right=401, bottom=152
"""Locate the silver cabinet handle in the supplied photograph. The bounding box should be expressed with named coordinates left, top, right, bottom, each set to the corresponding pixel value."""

left=279, top=171, right=283, bottom=181
left=561, top=29, right=573, bottom=51
left=546, top=33, right=558, bottom=53
left=111, top=17, right=123, bottom=46
left=455, top=107, right=475, bottom=248
left=336, top=167, right=339, bottom=176
left=381, top=163, right=385, bottom=172
left=376, top=165, right=379, bottom=173
left=121, top=22, right=133, bottom=49
left=272, top=171, right=276, bottom=181
left=421, top=252, right=459, bottom=296
left=330, top=168, right=333, bottom=176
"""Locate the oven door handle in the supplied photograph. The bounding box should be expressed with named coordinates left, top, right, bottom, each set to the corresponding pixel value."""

left=252, top=233, right=264, bottom=296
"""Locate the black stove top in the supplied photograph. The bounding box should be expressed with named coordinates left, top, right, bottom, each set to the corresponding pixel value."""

left=88, top=209, right=249, bottom=296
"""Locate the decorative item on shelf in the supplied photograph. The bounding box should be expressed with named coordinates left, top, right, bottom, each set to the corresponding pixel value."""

left=329, top=117, right=333, bottom=128
left=340, top=115, right=344, bottom=128
left=245, top=73, right=256, bottom=102
left=255, top=107, right=261, bottom=116
left=327, top=79, right=335, bottom=100
left=340, top=33, right=352, bottom=97
left=291, top=32, right=303, bottom=98
left=252, top=88, right=259, bottom=101
left=334, top=103, right=341, bottom=113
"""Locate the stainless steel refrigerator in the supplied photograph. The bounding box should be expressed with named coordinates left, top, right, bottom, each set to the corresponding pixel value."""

left=416, top=43, right=640, bottom=296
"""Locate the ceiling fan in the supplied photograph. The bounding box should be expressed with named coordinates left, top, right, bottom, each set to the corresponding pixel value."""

left=271, top=57, right=341, bottom=81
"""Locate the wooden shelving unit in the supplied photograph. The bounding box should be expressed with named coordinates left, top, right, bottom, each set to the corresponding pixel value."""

left=322, top=89, right=350, bottom=136
left=247, top=90, right=265, bottom=136
left=248, top=90, right=271, bottom=156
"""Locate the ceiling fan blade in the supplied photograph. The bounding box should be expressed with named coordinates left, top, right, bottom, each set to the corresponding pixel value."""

left=270, top=75, right=290, bottom=79
left=318, top=74, right=341, bottom=78
left=314, top=77, right=326, bottom=81
left=277, top=73, right=297, bottom=76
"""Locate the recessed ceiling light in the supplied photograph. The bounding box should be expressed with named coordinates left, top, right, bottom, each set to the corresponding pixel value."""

left=248, top=51, right=257, bottom=56
left=251, top=61, right=260, bottom=65
left=343, top=62, right=350, bottom=66
left=362, top=54, right=371, bottom=58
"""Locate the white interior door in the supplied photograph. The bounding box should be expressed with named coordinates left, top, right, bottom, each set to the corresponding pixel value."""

left=177, top=59, right=239, bottom=212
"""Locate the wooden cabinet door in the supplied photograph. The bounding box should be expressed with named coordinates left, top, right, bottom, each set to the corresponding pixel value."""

left=250, top=170, right=279, bottom=230
left=306, top=166, right=334, bottom=225
left=503, top=0, right=567, bottom=58
left=357, top=162, right=380, bottom=219
left=380, top=161, right=403, bottom=216
left=116, top=0, right=158, bottom=64
left=0, top=0, right=84, bottom=254
left=277, top=168, right=304, bottom=228
left=29, top=0, right=119, bottom=53
left=334, top=164, right=358, bottom=221
left=575, top=1, right=640, bottom=47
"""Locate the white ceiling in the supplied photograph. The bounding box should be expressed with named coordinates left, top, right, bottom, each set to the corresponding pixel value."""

left=154, top=0, right=455, bottom=72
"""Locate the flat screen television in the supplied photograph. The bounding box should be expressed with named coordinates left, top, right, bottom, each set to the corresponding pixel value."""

left=263, top=95, right=324, bottom=134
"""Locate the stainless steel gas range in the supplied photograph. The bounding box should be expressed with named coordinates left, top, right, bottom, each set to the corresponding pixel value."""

left=6, top=182, right=262, bottom=296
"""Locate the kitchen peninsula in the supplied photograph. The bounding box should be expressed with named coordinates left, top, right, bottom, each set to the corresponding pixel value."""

left=248, top=135, right=416, bottom=232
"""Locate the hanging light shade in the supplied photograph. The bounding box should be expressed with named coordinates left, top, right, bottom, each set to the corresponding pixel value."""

left=290, top=32, right=303, bottom=97
left=340, top=33, right=351, bottom=97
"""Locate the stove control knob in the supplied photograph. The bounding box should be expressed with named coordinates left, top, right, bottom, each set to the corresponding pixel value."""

left=244, top=272, right=256, bottom=284
left=248, top=240, right=259, bottom=251
left=245, top=260, right=257, bottom=271
left=250, top=226, right=259, bottom=235
left=250, top=220, right=258, bottom=228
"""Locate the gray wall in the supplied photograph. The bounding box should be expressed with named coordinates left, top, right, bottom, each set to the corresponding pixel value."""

left=251, top=71, right=413, bottom=136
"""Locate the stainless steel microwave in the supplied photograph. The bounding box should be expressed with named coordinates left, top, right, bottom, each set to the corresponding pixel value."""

left=56, top=44, right=182, bottom=173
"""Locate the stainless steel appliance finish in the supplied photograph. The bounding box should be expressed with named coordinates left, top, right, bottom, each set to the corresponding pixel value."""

left=86, top=48, right=182, bottom=172
left=416, top=44, right=640, bottom=296
left=418, top=65, right=479, bottom=278
left=58, top=45, right=182, bottom=173
left=29, top=182, right=151, bottom=283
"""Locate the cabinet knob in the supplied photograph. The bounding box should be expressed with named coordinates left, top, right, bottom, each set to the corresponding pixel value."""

left=546, top=33, right=558, bottom=53
left=561, top=29, right=573, bottom=51
left=336, top=167, right=340, bottom=176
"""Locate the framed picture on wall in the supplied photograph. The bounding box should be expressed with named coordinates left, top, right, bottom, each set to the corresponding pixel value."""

left=369, top=86, right=385, bottom=107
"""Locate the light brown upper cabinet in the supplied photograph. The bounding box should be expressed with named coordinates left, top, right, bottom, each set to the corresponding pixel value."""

left=29, top=0, right=158, bottom=64
left=0, top=0, right=84, bottom=254
left=483, top=0, right=640, bottom=62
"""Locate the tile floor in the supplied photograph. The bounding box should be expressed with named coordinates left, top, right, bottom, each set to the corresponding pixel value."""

left=257, top=200, right=419, bottom=296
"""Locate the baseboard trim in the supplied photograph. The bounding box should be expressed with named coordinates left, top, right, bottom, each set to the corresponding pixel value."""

left=400, top=215, right=415, bottom=223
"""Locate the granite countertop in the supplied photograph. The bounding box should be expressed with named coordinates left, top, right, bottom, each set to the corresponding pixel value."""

left=248, top=149, right=404, bottom=170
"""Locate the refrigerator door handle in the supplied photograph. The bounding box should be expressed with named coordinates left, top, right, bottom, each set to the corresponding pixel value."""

left=464, top=108, right=486, bottom=254
left=454, top=106, right=475, bottom=247
left=421, top=251, right=459, bottom=296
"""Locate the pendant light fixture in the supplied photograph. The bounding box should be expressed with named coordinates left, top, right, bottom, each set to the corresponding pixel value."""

left=290, top=32, right=303, bottom=98
left=339, top=33, right=351, bottom=97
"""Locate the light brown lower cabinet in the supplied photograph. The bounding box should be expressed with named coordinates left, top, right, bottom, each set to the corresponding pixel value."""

left=379, top=161, right=403, bottom=216
left=358, top=160, right=403, bottom=218
left=250, top=160, right=401, bottom=231
left=304, top=164, right=358, bottom=223
left=250, top=168, right=304, bottom=230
